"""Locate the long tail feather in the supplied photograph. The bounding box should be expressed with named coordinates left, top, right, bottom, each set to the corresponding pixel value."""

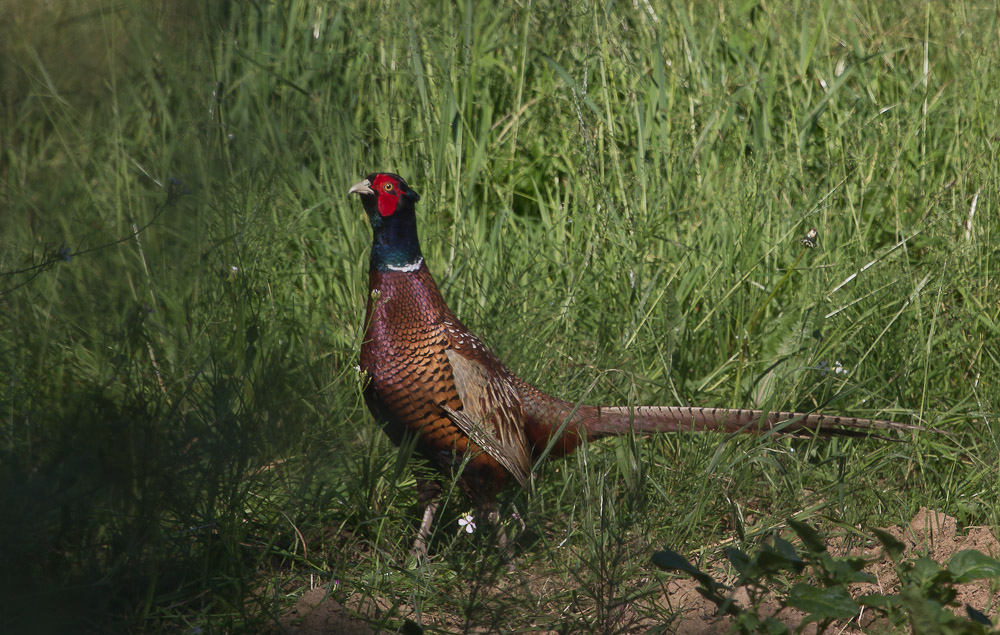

left=585, top=405, right=921, bottom=439
left=511, top=376, right=919, bottom=456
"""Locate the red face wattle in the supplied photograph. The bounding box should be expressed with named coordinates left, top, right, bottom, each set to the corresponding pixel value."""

left=371, top=174, right=403, bottom=217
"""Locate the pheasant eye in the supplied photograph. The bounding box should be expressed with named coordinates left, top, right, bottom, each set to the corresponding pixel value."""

left=383, top=182, right=394, bottom=192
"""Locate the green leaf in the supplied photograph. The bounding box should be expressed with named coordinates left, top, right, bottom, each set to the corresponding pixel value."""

left=787, top=519, right=826, bottom=554
left=785, top=584, right=860, bottom=620
left=819, top=553, right=876, bottom=584
left=905, top=558, right=959, bottom=607
left=948, top=550, right=1000, bottom=582
left=734, top=612, right=764, bottom=632
left=899, top=585, right=950, bottom=635
left=910, top=557, right=953, bottom=585
left=901, top=584, right=993, bottom=634
left=850, top=571, right=879, bottom=584
left=651, top=548, right=698, bottom=574
left=757, top=542, right=805, bottom=575
left=727, top=547, right=755, bottom=577
left=872, top=528, right=906, bottom=560
left=771, top=537, right=806, bottom=572
left=859, top=594, right=902, bottom=609
left=651, top=549, right=722, bottom=591
left=965, top=604, right=993, bottom=627
left=761, top=616, right=790, bottom=634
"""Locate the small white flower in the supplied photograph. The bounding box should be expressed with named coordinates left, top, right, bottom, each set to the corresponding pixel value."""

left=458, top=514, right=476, bottom=534
left=818, top=360, right=849, bottom=377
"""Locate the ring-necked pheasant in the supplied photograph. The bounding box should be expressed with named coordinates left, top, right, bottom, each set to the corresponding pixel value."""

left=349, top=172, right=916, bottom=551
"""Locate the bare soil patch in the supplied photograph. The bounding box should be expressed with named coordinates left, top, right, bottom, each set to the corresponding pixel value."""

left=278, top=508, right=999, bottom=634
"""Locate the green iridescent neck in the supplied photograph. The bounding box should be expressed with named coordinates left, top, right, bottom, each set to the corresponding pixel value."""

left=369, top=209, right=424, bottom=272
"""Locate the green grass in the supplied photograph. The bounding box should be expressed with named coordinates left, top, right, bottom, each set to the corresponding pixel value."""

left=1, top=0, right=997, bottom=632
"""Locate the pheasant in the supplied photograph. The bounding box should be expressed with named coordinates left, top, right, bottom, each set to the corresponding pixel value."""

left=349, top=172, right=915, bottom=551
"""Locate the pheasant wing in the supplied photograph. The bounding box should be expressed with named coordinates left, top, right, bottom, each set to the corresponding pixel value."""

left=443, top=338, right=532, bottom=489
left=440, top=404, right=530, bottom=488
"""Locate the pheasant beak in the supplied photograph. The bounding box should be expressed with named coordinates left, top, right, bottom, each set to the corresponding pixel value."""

left=348, top=178, right=374, bottom=196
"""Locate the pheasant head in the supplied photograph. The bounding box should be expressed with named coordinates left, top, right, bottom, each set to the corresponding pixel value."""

left=349, top=173, right=423, bottom=272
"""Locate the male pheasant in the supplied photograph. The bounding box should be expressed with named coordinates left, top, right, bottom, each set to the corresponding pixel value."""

left=349, top=172, right=915, bottom=549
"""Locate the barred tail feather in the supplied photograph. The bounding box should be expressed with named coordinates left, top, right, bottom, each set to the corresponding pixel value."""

left=585, top=405, right=921, bottom=439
